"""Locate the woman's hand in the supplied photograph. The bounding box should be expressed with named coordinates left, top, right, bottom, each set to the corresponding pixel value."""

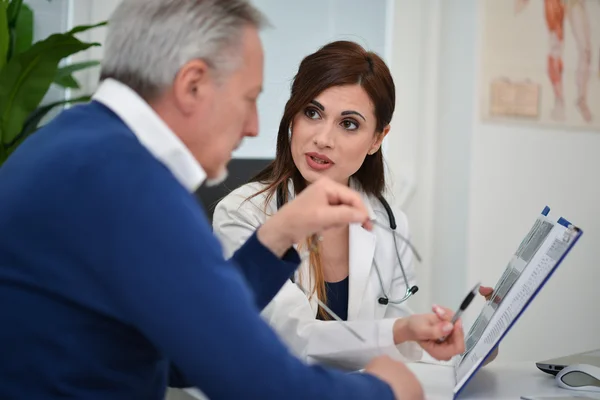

left=478, top=285, right=500, bottom=365
left=393, top=309, right=465, bottom=361
left=420, top=305, right=466, bottom=361
left=479, top=285, right=494, bottom=301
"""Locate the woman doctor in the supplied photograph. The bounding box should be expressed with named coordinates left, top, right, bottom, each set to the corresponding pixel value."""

left=213, top=41, right=490, bottom=371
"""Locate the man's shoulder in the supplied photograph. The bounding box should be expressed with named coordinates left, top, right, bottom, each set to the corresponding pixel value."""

left=49, top=102, right=158, bottom=168
left=47, top=100, right=130, bottom=136
left=2, top=101, right=178, bottom=200
left=19, top=101, right=143, bottom=162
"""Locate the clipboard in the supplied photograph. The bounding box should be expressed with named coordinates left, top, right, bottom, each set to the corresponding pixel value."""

left=451, top=206, right=583, bottom=399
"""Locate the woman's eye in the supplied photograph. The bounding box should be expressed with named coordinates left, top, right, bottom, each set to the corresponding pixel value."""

left=304, top=108, right=320, bottom=119
left=341, top=120, right=358, bottom=130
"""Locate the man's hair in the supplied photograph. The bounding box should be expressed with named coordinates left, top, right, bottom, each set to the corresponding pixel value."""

left=100, top=0, right=268, bottom=100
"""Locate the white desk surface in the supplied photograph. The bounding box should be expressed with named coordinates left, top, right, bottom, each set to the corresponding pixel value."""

left=179, top=361, right=600, bottom=400
left=410, top=361, right=600, bottom=400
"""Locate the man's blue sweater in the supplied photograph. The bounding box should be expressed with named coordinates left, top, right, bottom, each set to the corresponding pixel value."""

left=0, top=102, right=393, bottom=399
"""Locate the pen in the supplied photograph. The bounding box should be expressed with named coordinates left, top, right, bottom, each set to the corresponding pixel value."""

left=295, top=282, right=366, bottom=342
left=437, top=281, right=480, bottom=343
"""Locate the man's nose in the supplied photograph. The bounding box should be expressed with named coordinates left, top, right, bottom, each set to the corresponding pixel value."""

left=243, top=106, right=259, bottom=137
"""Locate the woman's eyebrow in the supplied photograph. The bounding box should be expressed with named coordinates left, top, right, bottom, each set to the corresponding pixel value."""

left=310, top=100, right=325, bottom=111
left=341, top=110, right=366, bottom=121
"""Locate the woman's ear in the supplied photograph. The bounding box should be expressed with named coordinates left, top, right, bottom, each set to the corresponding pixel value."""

left=369, top=125, right=390, bottom=155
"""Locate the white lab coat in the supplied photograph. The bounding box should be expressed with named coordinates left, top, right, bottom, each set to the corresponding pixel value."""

left=212, top=180, right=426, bottom=371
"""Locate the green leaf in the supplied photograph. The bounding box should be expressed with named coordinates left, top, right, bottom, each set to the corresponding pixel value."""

left=0, top=147, right=6, bottom=166
left=57, top=60, right=100, bottom=77
left=68, top=21, right=107, bottom=35
left=6, top=0, right=23, bottom=27
left=0, top=32, right=99, bottom=146
left=5, top=95, right=91, bottom=151
left=54, top=74, right=79, bottom=89
left=12, top=2, right=32, bottom=55
left=53, top=60, right=99, bottom=88
left=0, top=1, right=8, bottom=70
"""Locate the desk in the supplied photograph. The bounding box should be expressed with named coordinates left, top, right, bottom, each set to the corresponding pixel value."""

left=410, top=361, right=600, bottom=400
left=173, top=362, right=600, bottom=400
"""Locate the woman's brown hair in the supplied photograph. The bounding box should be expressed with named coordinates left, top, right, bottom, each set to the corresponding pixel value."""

left=249, top=40, right=396, bottom=319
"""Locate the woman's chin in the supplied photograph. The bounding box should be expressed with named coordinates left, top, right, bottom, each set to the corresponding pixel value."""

left=299, top=167, right=324, bottom=184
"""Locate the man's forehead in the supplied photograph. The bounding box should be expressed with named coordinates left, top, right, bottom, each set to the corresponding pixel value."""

left=237, top=27, right=263, bottom=86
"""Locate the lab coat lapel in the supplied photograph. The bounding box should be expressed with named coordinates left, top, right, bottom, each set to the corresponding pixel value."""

left=297, top=257, right=319, bottom=316
left=347, top=185, right=378, bottom=320
left=347, top=224, right=376, bottom=320
left=283, top=179, right=322, bottom=317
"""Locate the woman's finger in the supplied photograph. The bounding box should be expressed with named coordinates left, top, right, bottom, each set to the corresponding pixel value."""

left=432, top=304, right=455, bottom=321
left=448, top=319, right=466, bottom=354
left=479, top=286, right=494, bottom=299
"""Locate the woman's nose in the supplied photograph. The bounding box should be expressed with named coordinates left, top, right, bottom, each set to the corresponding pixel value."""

left=312, top=124, right=335, bottom=148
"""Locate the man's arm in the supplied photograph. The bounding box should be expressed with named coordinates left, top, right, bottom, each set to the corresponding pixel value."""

left=168, top=232, right=299, bottom=389
left=230, top=233, right=298, bottom=310
left=82, top=154, right=395, bottom=400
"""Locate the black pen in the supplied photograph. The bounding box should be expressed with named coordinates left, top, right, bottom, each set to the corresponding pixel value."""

left=437, top=281, right=481, bottom=343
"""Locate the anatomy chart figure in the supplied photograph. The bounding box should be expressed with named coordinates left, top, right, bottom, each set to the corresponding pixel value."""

left=516, top=0, right=593, bottom=123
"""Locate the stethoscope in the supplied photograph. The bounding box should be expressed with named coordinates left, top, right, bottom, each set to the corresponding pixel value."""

left=276, top=183, right=421, bottom=306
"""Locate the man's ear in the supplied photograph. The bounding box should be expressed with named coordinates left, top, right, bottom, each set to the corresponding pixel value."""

left=172, top=59, right=212, bottom=115
left=369, top=125, right=390, bottom=155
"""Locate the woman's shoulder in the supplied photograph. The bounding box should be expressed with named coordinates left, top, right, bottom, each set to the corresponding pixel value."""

left=214, top=181, right=275, bottom=219
left=224, top=181, right=269, bottom=200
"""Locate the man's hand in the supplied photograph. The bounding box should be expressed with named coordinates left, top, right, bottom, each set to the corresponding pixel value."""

left=364, top=356, right=424, bottom=400
left=393, top=309, right=466, bottom=361
left=257, top=177, right=372, bottom=257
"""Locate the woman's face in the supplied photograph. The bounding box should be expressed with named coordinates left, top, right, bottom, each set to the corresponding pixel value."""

left=290, top=84, right=388, bottom=186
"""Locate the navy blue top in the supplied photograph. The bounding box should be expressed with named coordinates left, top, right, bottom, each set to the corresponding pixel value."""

left=320, top=276, right=350, bottom=321
left=0, top=101, right=394, bottom=400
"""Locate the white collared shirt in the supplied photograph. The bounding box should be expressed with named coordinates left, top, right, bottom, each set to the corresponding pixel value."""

left=92, top=78, right=206, bottom=192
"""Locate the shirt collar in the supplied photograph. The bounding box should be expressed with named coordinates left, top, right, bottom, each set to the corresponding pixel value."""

left=92, top=78, right=206, bottom=192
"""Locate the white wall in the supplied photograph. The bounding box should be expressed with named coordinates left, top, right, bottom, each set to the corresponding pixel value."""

left=28, top=0, right=70, bottom=109
left=239, top=0, right=389, bottom=159
left=71, top=0, right=600, bottom=362
left=390, top=0, right=600, bottom=362
left=70, top=0, right=118, bottom=97
left=384, top=0, right=434, bottom=315
left=70, top=0, right=389, bottom=161
left=385, top=0, right=479, bottom=316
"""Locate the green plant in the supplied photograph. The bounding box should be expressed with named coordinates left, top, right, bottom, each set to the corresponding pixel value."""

left=0, top=0, right=106, bottom=165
